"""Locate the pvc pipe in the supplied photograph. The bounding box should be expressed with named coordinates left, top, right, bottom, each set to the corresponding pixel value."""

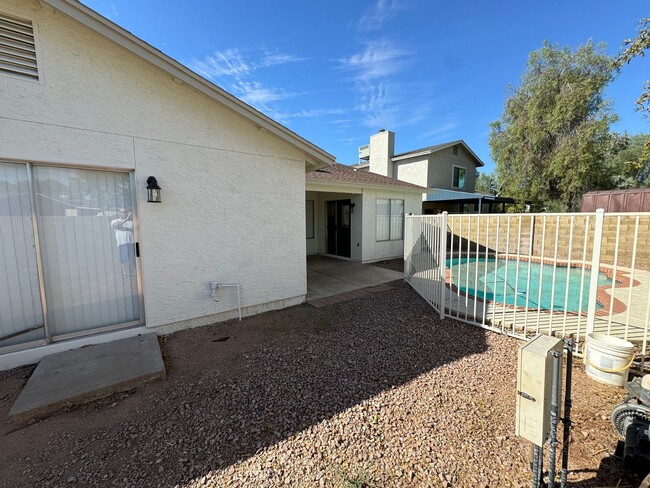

left=210, top=282, right=242, bottom=321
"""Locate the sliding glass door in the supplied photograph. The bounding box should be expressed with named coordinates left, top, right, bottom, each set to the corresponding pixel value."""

left=0, top=162, right=45, bottom=349
left=0, top=162, right=142, bottom=352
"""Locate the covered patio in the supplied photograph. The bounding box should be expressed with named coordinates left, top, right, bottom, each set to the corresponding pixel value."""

left=306, top=256, right=403, bottom=301
left=422, top=188, right=515, bottom=214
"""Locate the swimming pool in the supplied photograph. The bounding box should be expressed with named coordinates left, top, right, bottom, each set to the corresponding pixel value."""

left=446, top=257, right=613, bottom=313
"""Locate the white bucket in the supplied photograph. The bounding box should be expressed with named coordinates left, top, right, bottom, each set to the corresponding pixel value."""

left=584, top=333, right=635, bottom=387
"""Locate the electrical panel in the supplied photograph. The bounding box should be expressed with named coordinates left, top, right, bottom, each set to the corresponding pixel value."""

left=515, top=334, right=564, bottom=446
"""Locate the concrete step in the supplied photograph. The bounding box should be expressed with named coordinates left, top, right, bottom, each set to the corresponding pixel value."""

left=8, top=333, right=166, bottom=423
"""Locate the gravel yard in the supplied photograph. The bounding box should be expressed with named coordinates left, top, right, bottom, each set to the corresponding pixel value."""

left=0, top=273, right=637, bottom=487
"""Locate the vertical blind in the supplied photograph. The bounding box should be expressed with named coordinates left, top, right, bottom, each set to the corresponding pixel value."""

left=33, top=166, right=140, bottom=337
left=376, top=198, right=404, bottom=241
left=390, top=199, right=404, bottom=240
left=0, top=162, right=44, bottom=346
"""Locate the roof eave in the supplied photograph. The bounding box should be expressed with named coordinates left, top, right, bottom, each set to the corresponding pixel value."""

left=392, top=140, right=485, bottom=167
left=306, top=178, right=426, bottom=193
left=41, top=0, right=335, bottom=167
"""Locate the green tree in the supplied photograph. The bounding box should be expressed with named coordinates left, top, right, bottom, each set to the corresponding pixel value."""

left=607, top=133, right=650, bottom=188
left=614, top=18, right=650, bottom=163
left=489, top=41, right=622, bottom=211
left=475, top=172, right=500, bottom=195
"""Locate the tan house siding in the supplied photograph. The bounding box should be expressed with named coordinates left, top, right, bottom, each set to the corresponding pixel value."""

left=426, top=146, right=477, bottom=192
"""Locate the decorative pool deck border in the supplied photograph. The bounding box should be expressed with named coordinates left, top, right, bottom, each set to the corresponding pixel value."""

left=445, top=254, right=641, bottom=317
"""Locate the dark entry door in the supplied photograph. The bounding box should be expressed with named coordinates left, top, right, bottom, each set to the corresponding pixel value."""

left=326, top=199, right=352, bottom=258
left=336, top=200, right=351, bottom=258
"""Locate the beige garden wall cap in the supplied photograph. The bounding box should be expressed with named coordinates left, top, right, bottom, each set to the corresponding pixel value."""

left=40, top=0, right=335, bottom=168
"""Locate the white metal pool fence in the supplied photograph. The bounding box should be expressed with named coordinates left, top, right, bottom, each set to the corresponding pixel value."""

left=404, top=210, right=650, bottom=372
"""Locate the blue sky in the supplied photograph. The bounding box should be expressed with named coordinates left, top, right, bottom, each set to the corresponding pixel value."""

left=85, top=0, right=649, bottom=173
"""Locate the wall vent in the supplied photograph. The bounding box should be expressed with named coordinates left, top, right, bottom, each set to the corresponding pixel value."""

left=0, top=12, right=38, bottom=81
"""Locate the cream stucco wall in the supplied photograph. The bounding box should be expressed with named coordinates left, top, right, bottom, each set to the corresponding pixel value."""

left=393, top=157, right=429, bottom=188
left=368, top=130, right=395, bottom=177
left=360, top=189, right=421, bottom=263
left=1, top=0, right=311, bottom=331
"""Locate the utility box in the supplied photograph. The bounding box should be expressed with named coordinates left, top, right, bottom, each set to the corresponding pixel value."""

left=515, top=334, right=564, bottom=446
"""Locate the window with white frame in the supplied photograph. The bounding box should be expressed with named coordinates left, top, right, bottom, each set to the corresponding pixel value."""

left=376, top=198, right=404, bottom=241
left=452, top=165, right=466, bottom=189
left=306, top=200, right=314, bottom=239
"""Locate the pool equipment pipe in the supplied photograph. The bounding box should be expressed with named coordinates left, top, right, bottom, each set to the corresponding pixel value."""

left=560, top=339, right=573, bottom=488
left=611, top=374, right=650, bottom=478
left=548, top=350, right=562, bottom=488
left=532, top=445, right=543, bottom=488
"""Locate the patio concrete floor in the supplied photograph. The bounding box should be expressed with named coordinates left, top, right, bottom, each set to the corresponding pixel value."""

left=8, top=333, right=166, bottom=423
left=306, top=256, right=403, bottom=301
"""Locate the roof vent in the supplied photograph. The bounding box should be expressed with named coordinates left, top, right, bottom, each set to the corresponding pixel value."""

left=0, top=12, right=38, bottom=81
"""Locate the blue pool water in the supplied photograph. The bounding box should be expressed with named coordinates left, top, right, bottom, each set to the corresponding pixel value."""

left=446, top=257, right=612, bottom=312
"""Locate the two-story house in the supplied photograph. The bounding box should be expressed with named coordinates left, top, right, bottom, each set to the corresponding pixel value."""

left=354, top=130, right=513, bottom=214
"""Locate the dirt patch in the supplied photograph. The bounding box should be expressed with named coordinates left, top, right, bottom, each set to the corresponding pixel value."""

left=372, top=258, right=404, bottom=273
left=0, top=282, right=637, bottom=487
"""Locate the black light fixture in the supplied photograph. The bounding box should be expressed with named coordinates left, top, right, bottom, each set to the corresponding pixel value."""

left=146, top=176, right=161, bottom=203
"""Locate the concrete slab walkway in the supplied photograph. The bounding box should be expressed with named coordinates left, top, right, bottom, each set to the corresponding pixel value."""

left=306, top=256, right=403, bottom=301
left=8, top=333, right=166, bottom=423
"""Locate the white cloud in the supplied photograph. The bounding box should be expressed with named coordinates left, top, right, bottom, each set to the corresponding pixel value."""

left=187, top=47, right=308, bottom=114
left=357, top=0, right=402, bottom=32
left=191, top=48, right=252, bottom=79
left=235, top=81, right=293, bottom=107
left=283, top=108, right=347, bottom=118
left=338, top=40, right=410, bottom=80
left=337, top=39, right=426, bottom=129
left=109, top=2, right=119, bottom=19
left=416, top=120, right=461, bottom=141
left=260, top=52, right=308, bottom=68
left=190, top=48, right=306, bottom=81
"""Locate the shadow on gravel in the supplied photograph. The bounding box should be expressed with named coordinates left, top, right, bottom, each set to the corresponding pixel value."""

left=0, top=282, right=488, bottom=487
left=566, top=454, right=643, bottom=488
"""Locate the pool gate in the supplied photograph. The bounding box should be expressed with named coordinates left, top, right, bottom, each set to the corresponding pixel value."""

left=404, top=210, right=650, bottom=371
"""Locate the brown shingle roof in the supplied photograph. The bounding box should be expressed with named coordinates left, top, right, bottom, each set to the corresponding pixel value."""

left=306, top=163, right=427, bottom=191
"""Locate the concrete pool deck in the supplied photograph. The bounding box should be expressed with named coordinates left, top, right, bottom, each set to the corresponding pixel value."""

left=408, top=252, right=650, bottom=345
left=445, top=262, right=650, bottom=344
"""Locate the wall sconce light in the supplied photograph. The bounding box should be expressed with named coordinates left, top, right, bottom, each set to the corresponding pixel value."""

left=146, top=176, right=161, bottom=203
left=350, top=202, right=356, bottom=213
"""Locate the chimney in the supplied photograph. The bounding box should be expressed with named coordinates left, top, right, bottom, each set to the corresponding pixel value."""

left=368, top=129, right=395, bottom=177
